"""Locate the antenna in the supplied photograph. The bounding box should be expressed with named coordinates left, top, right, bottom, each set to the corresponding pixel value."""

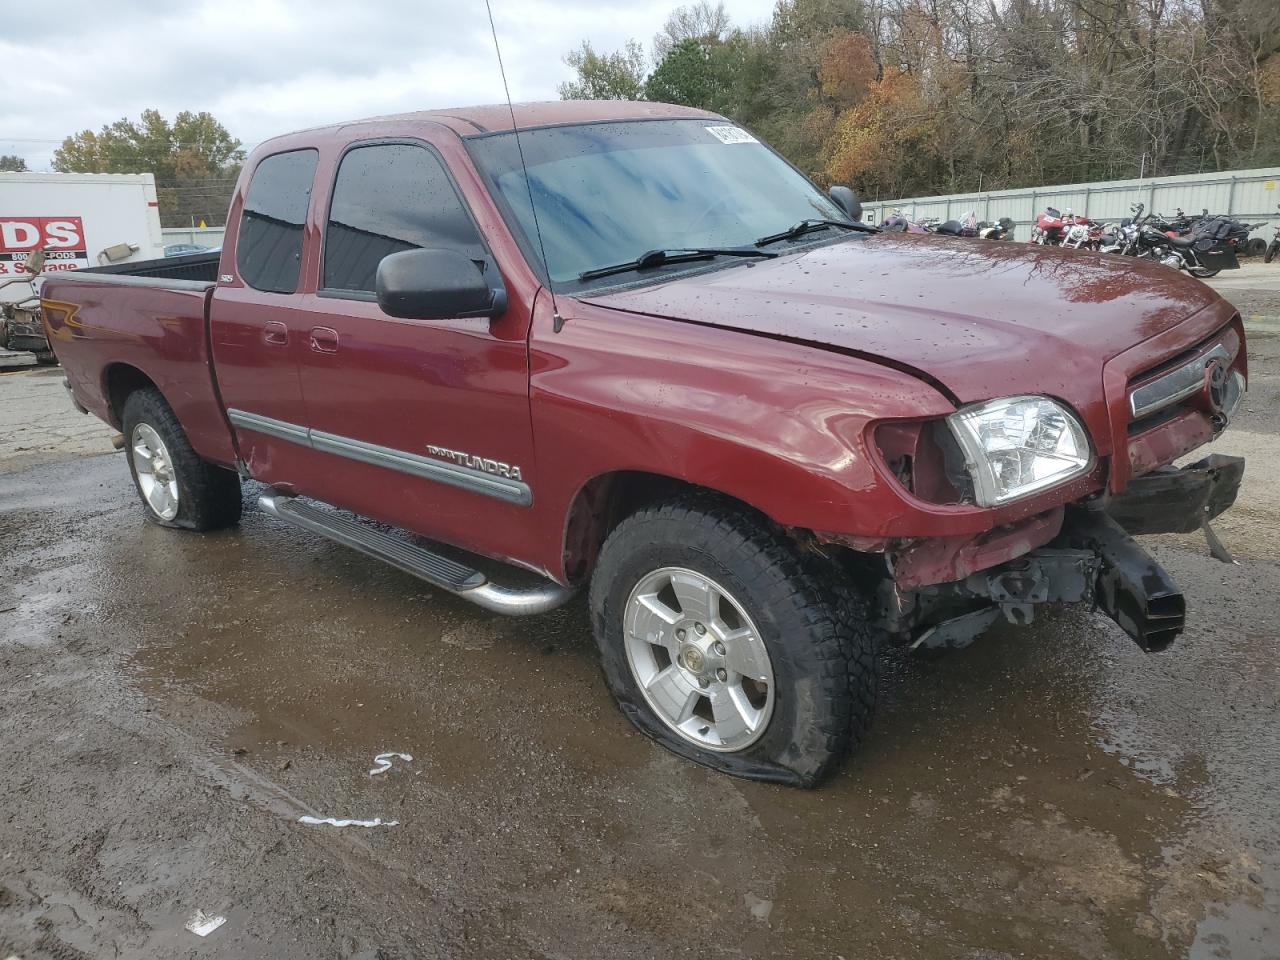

left=483, top=0, right=562, bottom=331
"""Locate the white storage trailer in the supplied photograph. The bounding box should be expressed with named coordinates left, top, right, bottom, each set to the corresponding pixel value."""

left=0, top=171, right=166, bottom=304
left=0, top=172, right=167, bottom=363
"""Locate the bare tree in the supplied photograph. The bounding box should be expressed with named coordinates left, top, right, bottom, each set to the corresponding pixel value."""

left=653, top=2, right=732, bottom=61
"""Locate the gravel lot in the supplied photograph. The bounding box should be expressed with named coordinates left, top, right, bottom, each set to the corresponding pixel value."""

left=1, top=264, right=1278, bottom=959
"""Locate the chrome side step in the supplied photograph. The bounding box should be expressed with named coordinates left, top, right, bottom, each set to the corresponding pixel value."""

left=257, top=493, right=575, bottom=616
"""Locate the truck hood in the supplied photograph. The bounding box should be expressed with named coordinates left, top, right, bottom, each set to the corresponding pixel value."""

left=581, top=233, right=1219, bottom=404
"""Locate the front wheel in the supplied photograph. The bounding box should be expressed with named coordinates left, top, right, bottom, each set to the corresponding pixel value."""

left=1266, top=241, right=1279, bottom=264
left=121, top=388, right=242, bottom=530
left=589, top=497, right=880, bottom=786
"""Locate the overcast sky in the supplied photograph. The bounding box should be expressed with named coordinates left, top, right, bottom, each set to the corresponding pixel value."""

left=1, top=0, right=777, bottom=171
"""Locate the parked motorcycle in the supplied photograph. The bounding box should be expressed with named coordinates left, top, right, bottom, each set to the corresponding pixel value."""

left=978, top=217, right=1016, bottom=240
left=1030, top=206, right=1066, bottom=245
left=1062, top=218, right=1107, bottom=251
left=1266, top=206, right=1280, bottom=263
left=1133, top=215, right=1241, bottom=278
left=1030, top=207, right=1094, bottom=246
left=1154, top=207, right=1205, bottom=236
left=880, top=209, right=931, bottom=234
left=934, top=210, right=979, bottom=237
left=1098, top=204, right=1145, bottom=256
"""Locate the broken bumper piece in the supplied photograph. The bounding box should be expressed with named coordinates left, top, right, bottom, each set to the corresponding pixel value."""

left=1106, top=454, right=1244, bottom=536
left=907, top=454, right=1244, bottom=654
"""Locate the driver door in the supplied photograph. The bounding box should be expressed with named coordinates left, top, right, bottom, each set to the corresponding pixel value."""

left=291, top=139, right=537, bottom=562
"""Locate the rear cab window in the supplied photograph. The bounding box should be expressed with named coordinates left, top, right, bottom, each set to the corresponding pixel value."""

left=321, top=142, right=488, bottom=298
left=235, top=149, right=319, bottom=294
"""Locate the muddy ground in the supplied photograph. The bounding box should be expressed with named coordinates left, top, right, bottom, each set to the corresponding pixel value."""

left=1, top=269, right=1278, bottom=959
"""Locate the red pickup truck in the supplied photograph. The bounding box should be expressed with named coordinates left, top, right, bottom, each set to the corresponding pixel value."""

left=42, top=101, right=1246, bottom=786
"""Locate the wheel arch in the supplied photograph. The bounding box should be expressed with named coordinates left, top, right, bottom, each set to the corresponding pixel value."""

left=102, top=362, right=163, bottom=430
left=561, top=469, right=777, bottom=584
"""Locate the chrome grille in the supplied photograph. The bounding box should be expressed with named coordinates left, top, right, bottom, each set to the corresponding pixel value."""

left=1129, top=342, right=1231, bottom=421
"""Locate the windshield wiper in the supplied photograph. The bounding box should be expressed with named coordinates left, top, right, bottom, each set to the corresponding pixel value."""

left=578, top=246, right=778, bottom=282
left=755, top=218, right=878, bottom=247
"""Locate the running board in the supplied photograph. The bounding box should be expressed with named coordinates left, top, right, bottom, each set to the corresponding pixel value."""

left=257, top=493, right=575, bottom=616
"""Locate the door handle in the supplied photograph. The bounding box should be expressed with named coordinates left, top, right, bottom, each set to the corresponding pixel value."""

left=310, top=326, right=339, bottom=354
left=263, top=321, right=288, bottom=345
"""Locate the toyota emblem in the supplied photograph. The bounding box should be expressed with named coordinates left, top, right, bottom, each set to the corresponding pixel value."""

left=1204, top=359, right=1228, bottom=414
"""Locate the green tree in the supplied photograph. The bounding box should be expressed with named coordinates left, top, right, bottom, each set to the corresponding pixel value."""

left=53, top=110, right=244, bottom=227
left=646, top=26, right=774, bottom=122
left=0, top=154, right=27, bottom=172
left=558, top=41, right=648, bottom=100
left=646, top=39, right=724, bottom=109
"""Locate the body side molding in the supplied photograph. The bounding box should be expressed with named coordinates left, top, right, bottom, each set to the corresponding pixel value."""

left=227, top=408, right=532, bottom=506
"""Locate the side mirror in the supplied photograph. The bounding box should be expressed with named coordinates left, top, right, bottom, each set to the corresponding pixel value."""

left=375, top=248, right=507, bottom=320
left=829, top=186, right=863, bottom=222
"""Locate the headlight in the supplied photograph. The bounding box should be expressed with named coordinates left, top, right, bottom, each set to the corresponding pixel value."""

left=946, top=395, right=1092, bottom=506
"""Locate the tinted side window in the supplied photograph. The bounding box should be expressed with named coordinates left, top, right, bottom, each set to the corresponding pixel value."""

left=323, top=143, right=485, bottom=294
left=236, top=149, right=318, bottom=293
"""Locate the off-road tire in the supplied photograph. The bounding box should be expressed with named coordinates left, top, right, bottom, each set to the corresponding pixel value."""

left=589, top=496, right=881, bottom=787
left=1266, top=241, right=1279, bottom=264
left=121, top=388, right=242, bottom=530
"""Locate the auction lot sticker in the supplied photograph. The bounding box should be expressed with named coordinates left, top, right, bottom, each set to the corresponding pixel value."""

left=0, top=216, right=88, bottom=274
left=705, top=125, right=758, bottom=145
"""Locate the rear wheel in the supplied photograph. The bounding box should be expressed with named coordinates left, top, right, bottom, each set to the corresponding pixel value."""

left=1189, top=267, right=1220, bottom=278
left=121, top=388, right=242, bottom=530
left=589, top=496, right=881, bottom=786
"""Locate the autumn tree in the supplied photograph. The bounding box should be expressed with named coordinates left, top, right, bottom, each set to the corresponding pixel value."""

left=749, top=0, right=878, bottom=182
left=817, top=30, right=877, bottom=109
left=53, top=110, right=244, bottom=227
left=825, top=67, right=942, bottom=197
left=561, top=0, right=1280, bottom=199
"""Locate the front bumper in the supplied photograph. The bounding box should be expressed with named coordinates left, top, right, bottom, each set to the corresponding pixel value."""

left=900, top=454, right=1244, bottom=653
left=1105, top=454, right=1243, bottom=535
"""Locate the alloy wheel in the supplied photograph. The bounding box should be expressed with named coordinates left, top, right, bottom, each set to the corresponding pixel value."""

left=131, top=422, right=180, bottom=520
left=623, top=566, right=775, bottom=752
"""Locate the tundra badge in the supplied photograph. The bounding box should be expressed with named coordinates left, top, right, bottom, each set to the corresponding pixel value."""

left=426, top=444, right=523, bottom=481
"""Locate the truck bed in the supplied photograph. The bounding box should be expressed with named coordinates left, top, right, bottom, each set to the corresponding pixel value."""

left=40, top=264, right=237, bottom=468
left=82, top=249, right=221, bottom=284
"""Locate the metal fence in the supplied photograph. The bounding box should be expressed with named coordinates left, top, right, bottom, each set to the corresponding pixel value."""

left=864, top=167, right=1280, bottom=240
left=160, top=226, right=226, bottom=249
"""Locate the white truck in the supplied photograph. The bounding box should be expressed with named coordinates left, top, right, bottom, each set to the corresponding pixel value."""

left=1, top=171, right=166, bottom=362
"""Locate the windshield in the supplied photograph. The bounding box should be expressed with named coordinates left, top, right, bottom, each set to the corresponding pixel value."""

left=466, top=119, right=848, bottom=286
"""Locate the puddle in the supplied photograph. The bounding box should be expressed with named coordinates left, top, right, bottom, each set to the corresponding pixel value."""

left=5, top=453, right=1278, bottom=958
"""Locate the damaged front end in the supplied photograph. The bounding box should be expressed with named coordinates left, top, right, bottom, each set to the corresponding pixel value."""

left=885, top=454, right=1245, bottom=654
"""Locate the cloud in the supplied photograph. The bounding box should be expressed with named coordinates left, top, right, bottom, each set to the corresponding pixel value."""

left=0, top=0, right=776, bottom=170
